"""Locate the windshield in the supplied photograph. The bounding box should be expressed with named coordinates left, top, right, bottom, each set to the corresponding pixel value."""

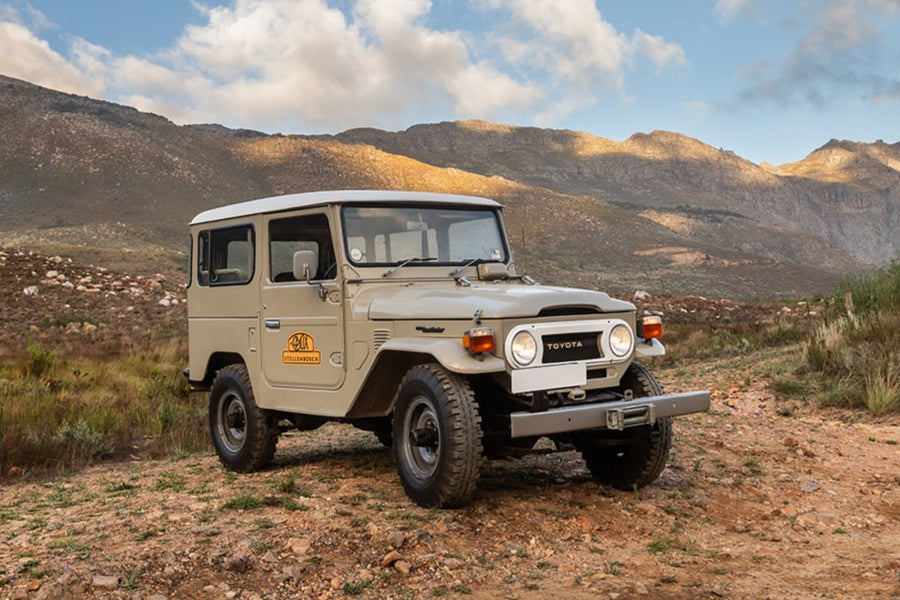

left=342, top=205, right=507, bottom=266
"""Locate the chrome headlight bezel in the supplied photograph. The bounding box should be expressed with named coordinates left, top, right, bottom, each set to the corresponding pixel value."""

left=510, top=330, right=537, bottom=366
left=608, top=323, right=634, bottom=357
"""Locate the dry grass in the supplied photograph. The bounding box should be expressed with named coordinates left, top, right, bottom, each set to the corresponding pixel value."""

left=804, top=261, right=900, bottom=413
left=0, top=340, right=206, bottom=476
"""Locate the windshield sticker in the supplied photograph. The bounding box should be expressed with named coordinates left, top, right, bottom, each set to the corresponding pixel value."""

left=282, top=331, right=321, bottom=365
left=490, top=248, right=502, bottom=260
left=350, top=248, right=363, bottom=261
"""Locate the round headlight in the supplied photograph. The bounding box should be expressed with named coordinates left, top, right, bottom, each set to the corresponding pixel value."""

left=609, top=324, right=634, bottom=357
left=510, top=331, right=537, bottom=366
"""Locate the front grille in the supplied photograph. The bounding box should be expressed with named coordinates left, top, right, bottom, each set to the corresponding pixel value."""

left=542, top=332, right=602, bottom=363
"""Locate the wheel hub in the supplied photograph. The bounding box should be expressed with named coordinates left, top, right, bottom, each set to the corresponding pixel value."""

left=409, top=424, right=439, bottom=449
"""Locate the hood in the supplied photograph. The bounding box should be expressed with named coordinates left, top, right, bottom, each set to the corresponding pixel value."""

left=363, top=283, right=634, bottom=320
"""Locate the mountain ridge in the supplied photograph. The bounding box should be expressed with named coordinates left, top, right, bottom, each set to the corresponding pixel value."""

left=1, top=74, right=893, bottom=298
left=334, top=120, right=899, bottom=265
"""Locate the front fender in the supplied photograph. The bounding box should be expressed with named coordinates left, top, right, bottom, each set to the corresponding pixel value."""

left=378, top=338, right=506, bottom=374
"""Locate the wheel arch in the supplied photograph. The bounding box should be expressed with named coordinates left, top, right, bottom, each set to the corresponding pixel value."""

left=345, top=339, right=505, bottom=419
left=344, top=350, right=430, bottom=418
left=192, top=351, right=248, bottom=390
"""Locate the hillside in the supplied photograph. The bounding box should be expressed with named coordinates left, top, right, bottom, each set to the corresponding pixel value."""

left=0, top=75, right=888, bottom=298
left=336, top=121, right=900, bottom=265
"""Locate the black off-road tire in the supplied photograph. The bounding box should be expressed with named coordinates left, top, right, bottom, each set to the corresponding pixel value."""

left=209, top=364, right=278, bottom=472
left=579, top=362, right=672, bottom=490
left=392, top=364, right=483, bottom=508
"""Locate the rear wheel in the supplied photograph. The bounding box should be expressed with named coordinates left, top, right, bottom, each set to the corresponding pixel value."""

left=392, top=364, right=482, bottom=508
left=209, top=364, right=277, bottom=472
left=578, top=362, right=672, bottom=490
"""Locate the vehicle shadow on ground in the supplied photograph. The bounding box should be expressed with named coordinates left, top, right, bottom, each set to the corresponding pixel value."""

left=267, top=425, right=605, bottom=501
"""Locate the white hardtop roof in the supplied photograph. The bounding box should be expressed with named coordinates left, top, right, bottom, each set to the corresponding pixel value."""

left=190, top=190, right=502, bottom=225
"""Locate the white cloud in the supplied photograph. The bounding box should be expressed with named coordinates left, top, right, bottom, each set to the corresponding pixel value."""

left=0, top=19, right=103, bottom=96
left=0, top=0, right=686, bottom=132
left=481, top=0, right=686, bottom=89
left=632, top=29, right=688, bottom=71
left=715, top=0, right=756, bottom=22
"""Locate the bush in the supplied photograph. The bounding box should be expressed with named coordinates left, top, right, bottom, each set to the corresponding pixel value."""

left=0, top=340, right=206, bottom=475
left=805, top=261, right=900, bottom=414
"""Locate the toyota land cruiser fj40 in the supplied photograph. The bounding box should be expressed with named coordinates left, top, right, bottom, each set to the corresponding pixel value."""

left=186, top=190, right=710, bottom=507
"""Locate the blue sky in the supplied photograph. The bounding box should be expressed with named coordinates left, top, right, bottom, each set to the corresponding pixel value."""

left=1, top=0, right=898, bottom=165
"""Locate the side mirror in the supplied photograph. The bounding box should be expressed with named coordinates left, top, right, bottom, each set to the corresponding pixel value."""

left=293, top=250, right=319, bottom=281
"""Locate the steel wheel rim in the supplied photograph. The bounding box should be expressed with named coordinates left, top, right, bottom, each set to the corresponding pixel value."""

left=217, top=391, right=247, bottom=453
left=402, top=395, right=441, bottom=480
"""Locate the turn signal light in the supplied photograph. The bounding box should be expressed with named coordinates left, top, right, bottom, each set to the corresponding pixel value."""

left=463, top=327, right=495, bottom=354
left=638, top=315, right=663, bottom=340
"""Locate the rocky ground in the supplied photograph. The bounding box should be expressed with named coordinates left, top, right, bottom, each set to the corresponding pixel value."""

left=1, top=345, right=897, bottom=600
left=0, top=247, right=185, bottom=358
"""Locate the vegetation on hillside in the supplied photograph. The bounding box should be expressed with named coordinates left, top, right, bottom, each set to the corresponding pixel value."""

left=806, top=260, right=900, bottom=414
left=0, top=341, right=205, bottom=475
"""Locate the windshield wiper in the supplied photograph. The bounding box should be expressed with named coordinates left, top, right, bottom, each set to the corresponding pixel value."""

left=449, top=258, right=488, bottom=277
left=382, top=256, right=437, bottom=277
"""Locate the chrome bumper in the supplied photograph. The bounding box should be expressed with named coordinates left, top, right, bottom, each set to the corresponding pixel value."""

left=509, top=390, right=710, bottom=438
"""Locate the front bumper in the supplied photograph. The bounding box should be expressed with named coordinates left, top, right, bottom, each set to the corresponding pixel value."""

left=509, top=390, right=710, bottom=438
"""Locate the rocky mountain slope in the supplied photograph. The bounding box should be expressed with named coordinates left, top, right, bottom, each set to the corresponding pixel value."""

left=2, top=74, right=893, bottom=298
left=336, top=121, right=900, bottom=265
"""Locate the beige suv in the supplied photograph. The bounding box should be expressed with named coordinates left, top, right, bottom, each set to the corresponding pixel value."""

left=186, top=190, right=709, bottom=507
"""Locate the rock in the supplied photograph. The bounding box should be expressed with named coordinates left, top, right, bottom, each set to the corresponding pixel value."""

left=56, top=569, right=80, bottom=587
left=388, top=530, right=406, bottom=549
left=223, top=551, right=251, bottom=572
left=634, top=290, right=651, bottom=300
left=46, top=270, right=59, bottom=278
left=288, top=537, right=311, bottom=556
left=23, top=285, right=39, bottom=296
left=394, top=560, right=411, bottom=575
left=34, top=583, right=65, bottom=600
left=382, top=550, right=403, bottom=567
left=92, top=575, right=119, bottom=589
left=801, top=480, right=821, bottom=493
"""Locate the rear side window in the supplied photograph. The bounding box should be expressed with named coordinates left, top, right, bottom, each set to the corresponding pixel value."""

left=196, top=224, right=255, bottom=286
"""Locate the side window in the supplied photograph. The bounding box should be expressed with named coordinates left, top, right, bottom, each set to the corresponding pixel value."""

left=269, top=213, right=336, bottom=282
left=197, top=230, right=210, bottom=286
left=196, top=224, right=255, bottom=286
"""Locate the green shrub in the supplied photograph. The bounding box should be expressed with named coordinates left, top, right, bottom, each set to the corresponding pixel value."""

left=804, top=261, right=900, bottom=414
left=0, top=340, right=206, bottom=475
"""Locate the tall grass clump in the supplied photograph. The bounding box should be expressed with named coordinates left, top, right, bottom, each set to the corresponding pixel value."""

left=805, top=260, right=900, bottom=414
left=0, top=340, right=206, bottom=476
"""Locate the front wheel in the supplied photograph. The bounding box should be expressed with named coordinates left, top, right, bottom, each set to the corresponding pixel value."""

left=392, top=364, right=482, bottom=508
left=578, top=362, right=672, bottom=490
left=209, top=364, right=277, bottom=472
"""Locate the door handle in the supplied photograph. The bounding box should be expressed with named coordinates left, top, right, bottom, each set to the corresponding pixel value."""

left=265, top=319, right=280, bottom=330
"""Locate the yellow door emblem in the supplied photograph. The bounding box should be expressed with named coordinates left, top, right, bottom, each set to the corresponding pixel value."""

left=282, top=331, right=321, bottom=365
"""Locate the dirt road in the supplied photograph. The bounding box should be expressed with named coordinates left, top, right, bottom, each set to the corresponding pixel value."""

left=1, top=349, right=898, bottom=600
